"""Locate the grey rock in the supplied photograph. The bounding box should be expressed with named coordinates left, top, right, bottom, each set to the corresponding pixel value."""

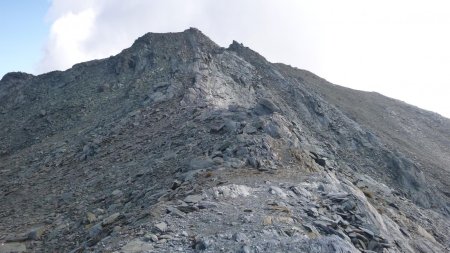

left=27, top=226, right=46, bottom=240
left=299, top=235, right=360, bottom=253
left=303, top=224, right=320, bottom=235
left=121, top=239, right=154, bottom=253
left=184, top=194, right=203, bottom=203
left=257, top=98, right=279, bottom=114
left=244, top=125, right=257, bottom=134
left=210, top=122, right=225, bottom=133
left=269, top=186, right=288, bottom=199
left=177, top=205, right=200, bottom=213
left=309, top=151, right=327, bottom=167
left=306, top=207, right=319, bottom=217
left=111, top=189, right=123, bottom=197
left=197, top=201, right=218, bottom=209
left=101, top=212, right=122, bottom=226
left=348, top=232, right=369, bottom=244
left=4, top=234, right=28, bottom=243
left=341, top=200, right=357, bottom=212
left=0, top=243, right=27, bottom=253
left=224, top=120, right=239, bottom=133
left=194, top=237, right=214, bottom=251
left=358, top=227, right=375, bottom=238
left=246, top=156, right=260, bottom=169
left=166, top=206, right=186, bottom=218
left=226, top=158, right=246, bottom=169
left=88, top=223, right=103, bottom=238
left=212, top=184, right=253, bottom=198
left=233, top=232, right=248, bottom=242
left=171, top=180, right=182, bottom=190
left=154, top=222, right=168, bottom=233
left=263, top=122, right=282, bottom=138
left=212, top=156, right=224, bottom=165
left=317, top=184, right=325, bottom=192
left=189, top=158, right=214, bottom=170
left=159, top=234, right=173, bottom=240
left=237, top=245, right=252, bottom=253
left=144, top=233, right=159, bottom=242
left=290, top=186, right=312, bottom=198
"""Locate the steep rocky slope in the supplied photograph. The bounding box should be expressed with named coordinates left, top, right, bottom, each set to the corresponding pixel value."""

left=0, top=28, right=448, bottom=253
left=275, top=64, right=450, bottom=201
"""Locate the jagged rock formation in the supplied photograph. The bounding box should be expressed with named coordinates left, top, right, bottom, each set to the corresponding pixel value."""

left=0, top=28, right=449, bottom=253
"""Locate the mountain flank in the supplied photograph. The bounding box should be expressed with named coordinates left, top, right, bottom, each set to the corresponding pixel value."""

left=0, top=28, right=449, bottom=252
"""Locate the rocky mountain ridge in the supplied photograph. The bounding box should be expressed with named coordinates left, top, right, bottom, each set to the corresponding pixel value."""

left=0, top=28, right=449, bottom=252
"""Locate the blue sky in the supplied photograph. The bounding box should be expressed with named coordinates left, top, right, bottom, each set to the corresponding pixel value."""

left=0, top=1, right=50, bottom=77
left=1, top=1, right=449, bottom=118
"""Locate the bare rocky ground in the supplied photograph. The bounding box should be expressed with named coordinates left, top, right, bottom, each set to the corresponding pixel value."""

left=0, top=28, right=449, bottom=252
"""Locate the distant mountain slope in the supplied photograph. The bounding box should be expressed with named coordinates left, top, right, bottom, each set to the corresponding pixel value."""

left=275, top=63, right=450, bottom=203
left=0, top=28, right=448, bottom=252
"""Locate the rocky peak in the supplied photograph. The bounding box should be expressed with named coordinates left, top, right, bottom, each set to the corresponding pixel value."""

left=128, top=27, right=220, bottom=56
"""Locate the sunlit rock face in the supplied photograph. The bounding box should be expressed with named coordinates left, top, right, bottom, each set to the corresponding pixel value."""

left=0, top=28, right=449, bottom=252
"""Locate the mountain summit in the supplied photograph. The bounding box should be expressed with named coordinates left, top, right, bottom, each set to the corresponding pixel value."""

left=1, top=28, right=449, bottom=252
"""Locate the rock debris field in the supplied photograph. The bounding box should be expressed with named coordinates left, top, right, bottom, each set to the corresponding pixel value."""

left=0, top=28, right=449, bottom=252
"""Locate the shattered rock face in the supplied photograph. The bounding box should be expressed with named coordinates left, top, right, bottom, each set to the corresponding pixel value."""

left=0, top=28, right=449, bottom=252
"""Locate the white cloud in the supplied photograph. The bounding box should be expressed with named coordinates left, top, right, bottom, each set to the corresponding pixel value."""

left=38, top=0, right=450, bottom=118
left=38, top=8, right=96, bottom=72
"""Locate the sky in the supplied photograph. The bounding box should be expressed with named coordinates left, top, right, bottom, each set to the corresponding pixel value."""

left=0, top=1, right=50, bottom=76
left=1, top=0, right=449, bottom=118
